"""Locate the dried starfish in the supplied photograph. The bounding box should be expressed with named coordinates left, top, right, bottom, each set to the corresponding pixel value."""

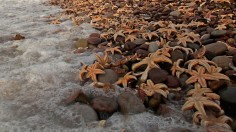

left=79, top=65, right=88, bottom=81
left=193, top=111, right=232, bottom=130
left=113, top=30, right=125, bottom=41
left=95, top=52, right=111, bottom=68
left=141, top=32, right=158, bottom=40
left=185, top=66, right=220, bottom=88
left=187, top=83, right=220, bottom=100
left=115, top=72, right=137, bottom=87
left=176, top=34, right=194, bottom=47
left=182, top=95, right=222, bottom=116
left=105, top=46, right=122, bottom=55
left=185, top=58, right=217, bottom=72
left=86, top=62, right=105, bottom=82
left=132, top=53, right=172, bottom=82
left=125, top=34, right=138, bottom=42
left=171, top=59, right=186, bottom=78
left=140, top=79, right=169, bottom=98
left=171, top=46, right=193, bottom=55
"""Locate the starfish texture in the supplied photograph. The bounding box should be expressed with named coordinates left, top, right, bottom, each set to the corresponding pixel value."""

left=115, top=72, right=137, bottom=87
left=140, top=79, right=169, bottom=98
left=86, top=62, right=105, bottom=82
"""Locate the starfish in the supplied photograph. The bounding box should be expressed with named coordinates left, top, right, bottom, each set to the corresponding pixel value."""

left=113, top=30, right=125, bottom=41
left=132, top=53, right=172, bottom=82
left=154, top=47, right=171, bottom=57
left=207, top=66, right=230, bottom=82
left=186, top=32, right=201, bottom=44
left=192, top=46, right=206, bottom=59
left=125, top=34, right=138, bottom=42
left=115, top=72, right=137, bottom=87
left=158, top=27, right=177, bottom=38
left=141, top=32, right=158, bottom=40
left=185, top=58, right=217, bottom=72
left=187, top=83, right=220, bottom=100
left=123, top=28, right=139, bottom=34
left=171, top=59, right=186, bottom=78
left=185, top=66, right=219, bottom=88
left=95, top=52, right=111, bottom=68
left=140, top=79, right=169, bottom=98
left=176, top=34, right=194, bottom=47
left=171, top=46, right=193, bottom=55
left=105, top=46, right=123, bottom=55
left=86, top=62, right=105, bottom=82
left=210, top=0, right=231, bottom=4
left=193, top=111, right=232, bottom=130
left=215, top=24, right=227, bottom=30
left=182, top=95, right=222, bottom=116
left=79, top=65, right=88, bottom=81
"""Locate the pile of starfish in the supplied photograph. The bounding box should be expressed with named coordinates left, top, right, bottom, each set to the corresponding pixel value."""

left=49, top=0, right=236, bottom=131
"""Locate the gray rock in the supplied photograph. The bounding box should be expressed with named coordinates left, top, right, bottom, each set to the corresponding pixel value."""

left=212, top=56, right=232, bottom=70
left=91, top=96, right=118, bottom=114
left=69, top=103, right=98, bottom=123
left=220, top=86, right=236, bottom=117
left=133, top=38, right=146, bottom=45
left=205, top=42, right=228, bottom=55
left=169, top=10, right=180, bottom=17
left=97, top=69, right=118, bottom=84
left=118, top=92, right=146, bottom=114
left=211, top=30, right=227, bottom=37
left=148, top=42, right=159, bottom=53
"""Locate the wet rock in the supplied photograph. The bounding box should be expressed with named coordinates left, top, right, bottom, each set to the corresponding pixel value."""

left=89, top=33, right=100, bottom=38
left=201, top=34, right=211, bottom=41
left=166, top=75, right=180, bottom=88
left=233, top=54, right=236, bottom=66
left=226, top=38, right=235, bottom=45
left=201, top=39, right=215, bottom=45
left=124, top=41, right=136, bottom=50
left=208, top=80, right=229, bottom=91
left=148, top=93, right=162, bottom=110
left=148, top=68, right=169, bottom=84
left=205, top=50, right=216, bottom=60
left=74, top=39, right=88, bottom=49
left=133, top=38, right=146, bottom=45
left=219, top=86, right=236, bottom=117
left=170, top=50, right=185, bottom=62
left=148, top=42, right=159, bottom=53
left=118, top=92, right=146, bottom=114
left=179, top=73, right=190, bottom=87
left=169, top=10, right=180, bottom=17
left=136, top=49, right=149, bottom=58
left=91, top=96, right=118, bottom=119
left=97, top=69, right=118, bottom=84
left=187, top=43, right=200, bottom=51
left=212, top=56, right=232, bottom=70
left=205, top=42, right=228, bottom=55
left=87, top=37, right=102, bottom=45
left=211, top=30, right=227, bottom=37
left=69, top=103, right=98, bottom=123
left=156, top=104, right=174, bottom=117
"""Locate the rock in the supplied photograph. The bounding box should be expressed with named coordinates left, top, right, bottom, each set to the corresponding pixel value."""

left=201, top=34, right=211, bottom=41
left=74, top=39, right=88, bottom=49
left=139, top=44, right=149, bottom=50
left=204, top=50, right=216, bottom=60
left=170, top=50, right=185, bottom=62
left=136, top=49, right=149, bottom=58
left=97, top=69, right=118, bottom=84
left=148, top=68, right=169, bottom=84
left=118, top=92, right=146, bottom=114
left=211, top=30, right=227, bottom=37
left=208, top=80, right=229, bottom=91
left=226, top=48, right=236, bottom=56
left=166, top=75, right=180, bottom=88
left=91, top=96, right=118, bottom=119
left=212, top=56, right=232, bottom=70
left=64, top=90, right=90, bottom=105
left=14, top=34, right=25, bottom=40
left=124, top=41, right=136, bottom=50
left=87, top=37, right=102, bottom=45
left=169, top=10, right=180, bottom=17
left=219, top=86, right=236, bottom=117
left=69, top=103, right=98, bottom=123
left=187, top=43, right=200, bottom=51
left=89, top=33, right=100, bottom=38
left=233, top=54, right=236, bottom=66
left=148, top=42, right=159, bottom=53
left=201, top=39, right=215, bottom=45
left=156, top=104, right=174, bottom=117
left=133, top=38, right=146, bottom=45
left=231, top=119, right=236, bottom=132
left=148, top=93, right=162, bottom=110
left=226, top=38, right=235, bottom=45
left=205, top=42, right=228, bottom=55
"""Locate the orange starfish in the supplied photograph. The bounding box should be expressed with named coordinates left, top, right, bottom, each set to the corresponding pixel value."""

left=115, top=72, right=137, bottom=87
left=86, top=62, right=105, bottom=82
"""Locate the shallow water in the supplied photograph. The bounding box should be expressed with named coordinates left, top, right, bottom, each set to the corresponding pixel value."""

left=0, top=0, right=201, bottom=131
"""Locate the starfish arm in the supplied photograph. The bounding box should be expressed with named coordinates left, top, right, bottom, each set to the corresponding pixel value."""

left=185, top=76, right=198, bottom=85
left=182, top=100, right=195, bottom=111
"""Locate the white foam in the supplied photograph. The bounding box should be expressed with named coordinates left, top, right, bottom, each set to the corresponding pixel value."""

left=0, top=0, right=200, bottom=131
